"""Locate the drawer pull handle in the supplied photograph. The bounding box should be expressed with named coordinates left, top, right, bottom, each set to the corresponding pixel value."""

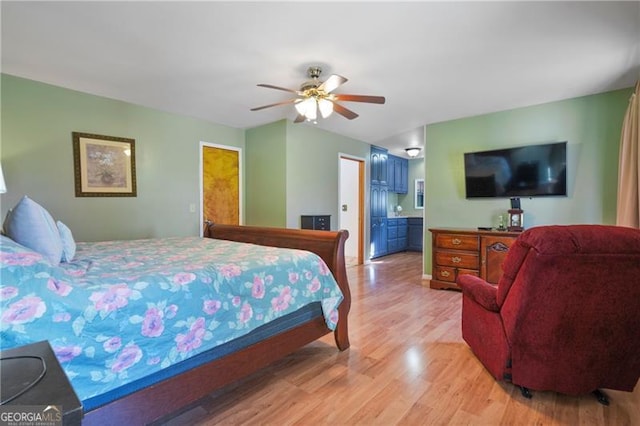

left=452, top=238, right=462, bottom=245
left=440, top=270, right=451, bottom=278
left=451, top=256, right=462, bottom=263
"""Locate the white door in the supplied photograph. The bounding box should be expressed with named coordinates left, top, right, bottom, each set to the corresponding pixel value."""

left=339, top=156, right=364, bottom=265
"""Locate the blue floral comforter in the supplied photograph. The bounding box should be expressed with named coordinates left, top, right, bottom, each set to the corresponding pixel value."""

left=0, top=236, right=343, bottom=402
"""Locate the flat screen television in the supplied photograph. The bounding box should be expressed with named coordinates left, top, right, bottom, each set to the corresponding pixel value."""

left=464, top=141, right=567, bottom=198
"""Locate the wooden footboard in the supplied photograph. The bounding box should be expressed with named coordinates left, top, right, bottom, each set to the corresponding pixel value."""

left=205, top=223, right=351, bottom=351
left=83, top=225, right=350, bottom=425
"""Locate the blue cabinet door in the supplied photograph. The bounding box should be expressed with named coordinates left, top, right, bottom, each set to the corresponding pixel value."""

left=408, top=217, right=423, bottom=251
left=399, top=159, right=409, bottom=193
left=386, top=155, right=408, bottom=194
left=371, top=147, right=388, bottom=186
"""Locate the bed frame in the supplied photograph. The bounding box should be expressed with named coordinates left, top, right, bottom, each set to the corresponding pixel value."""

left=82, top=224, right=351, bottom=425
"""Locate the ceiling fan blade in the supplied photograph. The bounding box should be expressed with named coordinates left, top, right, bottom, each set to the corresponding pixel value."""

left=318, top=74, right=347, bottom=93
left=333, top=94, right=386, bottom=104
left=332, top=102, right=359, bottom=120
left=257, top=84, right=300, bottom=94
left=294, top=114, right=306, bottom=123
left=250, top=98, right=298, bottom=111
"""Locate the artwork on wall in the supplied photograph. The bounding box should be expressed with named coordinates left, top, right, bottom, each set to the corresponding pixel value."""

left=72, top=132, right=137, bottom=197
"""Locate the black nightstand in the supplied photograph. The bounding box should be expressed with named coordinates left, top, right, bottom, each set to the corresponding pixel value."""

left=0, top=341, right=82, bottom=425
left=301, top=215, right=331, bottom=231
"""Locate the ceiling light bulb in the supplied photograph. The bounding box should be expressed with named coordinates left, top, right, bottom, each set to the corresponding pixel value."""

left=294, top=100, right=306, bottom=115
left=318, top=98, right=334, bottom=118
left=405, top=147, right=421, bottom=157
left=302, top=97, right=317, bottom=120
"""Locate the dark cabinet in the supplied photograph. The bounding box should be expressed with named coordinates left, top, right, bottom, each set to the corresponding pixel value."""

left=301, top=215, right=330, bottom=230
left=387, top=217, right=408, bottom=254
left=0, top=341, right=83, bottom=425
left=408, top=217, right=423, bottom=251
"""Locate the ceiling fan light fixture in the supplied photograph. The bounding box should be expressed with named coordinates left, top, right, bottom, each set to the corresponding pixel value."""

left=405, top=147, right=421, bottom=158
left=295, top=97, right=317, bottom=120
left=252, top=66, right=385, bottom=122
left=318, top=98, right=334, bottom=118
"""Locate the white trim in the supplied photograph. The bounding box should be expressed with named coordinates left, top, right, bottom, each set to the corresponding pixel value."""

left=338, top=153, right=367, bottom=265
left=199, top=141, right=243, bottom=236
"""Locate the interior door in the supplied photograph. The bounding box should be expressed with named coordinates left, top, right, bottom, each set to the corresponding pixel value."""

left=339, top=156, right=364, bottom=266
left=201, top=144, right=241, bottom=232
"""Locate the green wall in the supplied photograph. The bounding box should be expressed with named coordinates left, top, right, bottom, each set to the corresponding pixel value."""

left=423, top=87, right=632, bottom=274
left=245, top=120, right=370, bottom=231
left=245, top=120, right=287, bottom=227
left=1, top=74, right=245, bottom=241
left=286, top=121, right=370, bottom=230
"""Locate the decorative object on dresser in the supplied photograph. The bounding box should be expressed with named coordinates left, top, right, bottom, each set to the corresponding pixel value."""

left=457, top=225, right=640, bottom=403
left=507, top=197, right=524, bottom=232
left=507, top=208, right=524, bottom=232
left=429, top=228, right=520, bottom=290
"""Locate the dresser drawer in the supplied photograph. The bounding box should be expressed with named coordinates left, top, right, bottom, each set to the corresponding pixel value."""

left=435, top=234, right=479, bottom=251
left=433, top=266, right=455, bottom=282
left=457, top=268, right=480, bottom=278
left=435, top=251, right=479, bottom=269
left=434, top=266, right=479, bottom=283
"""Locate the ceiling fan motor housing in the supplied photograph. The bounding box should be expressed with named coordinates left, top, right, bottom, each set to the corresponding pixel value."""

left=300, top=66, right=323, bottom=92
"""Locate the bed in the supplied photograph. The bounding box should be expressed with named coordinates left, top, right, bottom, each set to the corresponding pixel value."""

left=0, top=222, right=351, bottom=425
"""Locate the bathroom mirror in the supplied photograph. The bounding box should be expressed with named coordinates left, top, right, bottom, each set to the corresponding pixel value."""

left=414, top=179, right=424, bottom=209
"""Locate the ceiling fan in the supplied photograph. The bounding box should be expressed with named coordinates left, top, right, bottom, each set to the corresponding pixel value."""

left=250, top=66, right=386, bottom=123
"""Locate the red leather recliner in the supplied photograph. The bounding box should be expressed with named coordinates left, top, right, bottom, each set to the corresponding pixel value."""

left=457, top=225, right=640, bottom=402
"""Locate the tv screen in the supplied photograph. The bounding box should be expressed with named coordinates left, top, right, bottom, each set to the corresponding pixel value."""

left=464, top=141, right=567, bottom=198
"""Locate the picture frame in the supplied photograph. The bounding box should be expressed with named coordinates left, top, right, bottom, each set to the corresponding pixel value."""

left=72, top=132, right=137, bottom=197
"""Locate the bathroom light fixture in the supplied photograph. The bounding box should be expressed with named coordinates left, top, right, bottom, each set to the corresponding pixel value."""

left=405, top=147, right=421, bottom=158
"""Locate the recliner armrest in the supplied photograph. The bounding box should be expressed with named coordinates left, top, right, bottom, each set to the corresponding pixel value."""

left=457, top=274, right=500, bottom=312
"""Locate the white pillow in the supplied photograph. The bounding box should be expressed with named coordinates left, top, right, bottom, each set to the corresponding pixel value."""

left=4, top=196, right=63, bottom=265
left=57, top=221, right=76, bottom=262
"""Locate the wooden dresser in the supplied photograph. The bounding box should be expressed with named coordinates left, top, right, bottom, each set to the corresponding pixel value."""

left=429, top=228, right=521, bottom=290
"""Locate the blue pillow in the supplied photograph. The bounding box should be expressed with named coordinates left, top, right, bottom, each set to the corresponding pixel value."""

left=3, top=196, right=63, bottom=265
left=57, top=221, right=76, bottom=262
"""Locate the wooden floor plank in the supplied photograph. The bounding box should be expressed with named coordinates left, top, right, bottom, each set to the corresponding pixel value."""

left=157, top=252, right=639, bottom=425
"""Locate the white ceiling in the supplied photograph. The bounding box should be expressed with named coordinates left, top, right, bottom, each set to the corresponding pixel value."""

left=2, top=1, right=639, bottom=158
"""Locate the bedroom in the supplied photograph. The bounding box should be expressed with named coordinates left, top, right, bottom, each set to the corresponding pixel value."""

left=1, top=1, right=639, bottom=425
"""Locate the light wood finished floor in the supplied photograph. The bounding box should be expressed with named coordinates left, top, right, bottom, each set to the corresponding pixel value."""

left=159, top=252, right=640, bottom=425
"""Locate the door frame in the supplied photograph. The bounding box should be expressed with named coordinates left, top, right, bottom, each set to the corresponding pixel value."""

left=199, top=141, right=243, bottom=236
left=338, top=153, right=365, bottom=265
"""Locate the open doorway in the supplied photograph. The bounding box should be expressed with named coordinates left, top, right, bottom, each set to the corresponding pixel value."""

left=339, top=155, right=365, bottom=266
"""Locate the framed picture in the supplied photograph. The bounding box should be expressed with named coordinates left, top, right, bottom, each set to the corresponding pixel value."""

left=72, top=132, right=137, bottom=197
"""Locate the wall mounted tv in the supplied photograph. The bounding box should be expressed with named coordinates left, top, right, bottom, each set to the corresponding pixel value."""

left=464, top=141, right=567, bottom=198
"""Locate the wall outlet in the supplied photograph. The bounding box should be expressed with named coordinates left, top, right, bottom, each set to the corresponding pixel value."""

left=189, top=203, right=196, bottom=213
